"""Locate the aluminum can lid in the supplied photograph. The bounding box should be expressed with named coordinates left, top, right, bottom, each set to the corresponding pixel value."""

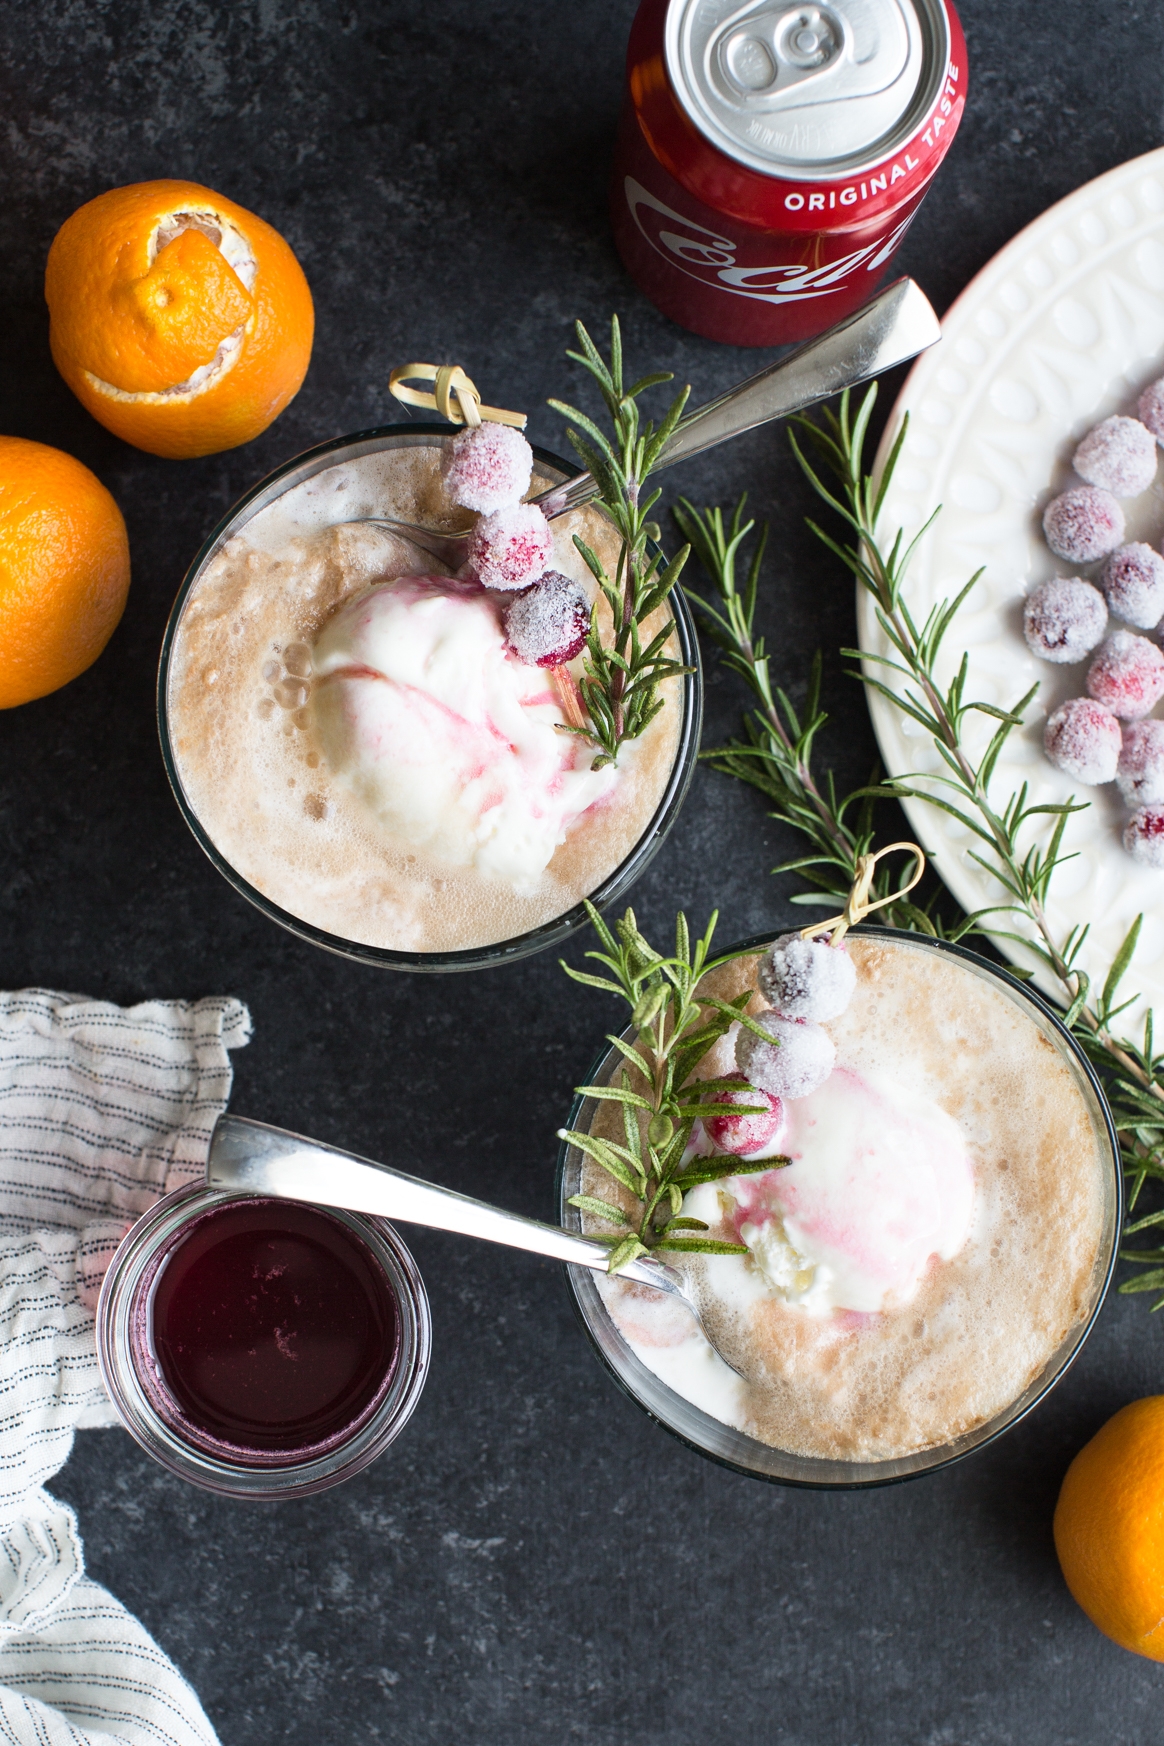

left=665, top=0, right=952, bottom=180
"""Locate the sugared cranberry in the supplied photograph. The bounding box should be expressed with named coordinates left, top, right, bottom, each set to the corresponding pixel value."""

left=1086, top=630, right=1164, bottom=720
left=756, top=932, right=856, bottom=1022
left=1100, top=543, right=1164, bottom=631
left=1116, top=719, right=1164, bottom=806
left=703, top=1076, right=784, bottom=1156
left=1124, top=805, right=1164, bottom=868
left=467, top=502, right=554, bottom=591
left=735, top=1012, right=835, bottom=1101
left=1043, top=697, right=1121, bottom=784
left=1022, top=577, right=1107, bottom=663
left=443, top=424, right=533, bottom=515
left=1073, top=416, right=1157, bottom=497
left=504, top=572, right=590, bottom=666
left=1138, top=378, right=1164, bottom=445
left=1043, top=488, right=1125, bottom=564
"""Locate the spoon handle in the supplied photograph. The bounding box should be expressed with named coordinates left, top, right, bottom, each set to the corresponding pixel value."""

left=532, top=275, right=940, bottom=520
left=207, top=1114, right=675, bottom=1293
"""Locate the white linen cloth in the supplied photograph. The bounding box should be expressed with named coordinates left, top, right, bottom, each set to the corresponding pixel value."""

left=0, top=986, right=252, bottom=1746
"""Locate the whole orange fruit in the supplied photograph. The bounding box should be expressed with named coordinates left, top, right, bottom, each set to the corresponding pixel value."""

left=45, top=179, right=314, bottom=460
left=0, top=436, right=130, bottom=708
left=1054, top=1396, right=1164, bottom=1659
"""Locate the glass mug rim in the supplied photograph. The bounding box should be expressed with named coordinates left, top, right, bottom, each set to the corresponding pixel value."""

left=156, top=422, right=703, bottom=973
left=555, top=925, right=1123, bottom=1490
left=96, top=1183, right=432, bottom=1500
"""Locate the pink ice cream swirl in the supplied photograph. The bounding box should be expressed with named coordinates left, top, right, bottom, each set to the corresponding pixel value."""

left=309, top=575, right=615, bottom=889
left=720, top=1064, right=975, bottom=1314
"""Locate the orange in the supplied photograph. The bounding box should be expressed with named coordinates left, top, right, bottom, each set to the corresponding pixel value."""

left=1054, top=1396, right=1164, bottom=1659
left=0, top=436, right=130, bottom=708
left=45, top=179, right=314, bottom=460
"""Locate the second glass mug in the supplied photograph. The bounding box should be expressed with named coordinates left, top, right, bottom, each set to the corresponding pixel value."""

left=557, top=928, right=1122, bottom=1488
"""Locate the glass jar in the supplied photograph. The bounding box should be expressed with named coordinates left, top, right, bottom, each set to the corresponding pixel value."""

left=97, top=1184, right=431, bottom=1499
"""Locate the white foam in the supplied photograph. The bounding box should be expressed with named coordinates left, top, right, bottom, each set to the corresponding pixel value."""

left=596, top=1274, right=747, bottom=1429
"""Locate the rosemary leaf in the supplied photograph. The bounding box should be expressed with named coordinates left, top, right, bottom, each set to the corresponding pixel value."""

left=654, top=1238, right=750, bottom=1255
left=673, top=1154, right=790, bottom=1192
left=567, top=1194, right=630, bottom=1226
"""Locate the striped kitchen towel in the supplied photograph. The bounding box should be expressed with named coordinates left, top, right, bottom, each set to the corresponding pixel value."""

left=0, top=986, right=252, bottom=1746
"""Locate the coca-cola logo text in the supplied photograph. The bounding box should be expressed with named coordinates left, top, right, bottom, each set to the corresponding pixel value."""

left=624, top=178, right=914, bottom=305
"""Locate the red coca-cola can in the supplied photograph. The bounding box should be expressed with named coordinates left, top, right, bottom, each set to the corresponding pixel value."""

left=611, top=0, right=967, bottom=346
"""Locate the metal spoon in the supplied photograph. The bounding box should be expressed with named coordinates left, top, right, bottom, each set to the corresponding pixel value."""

left=343, top=275, right=940, bottom=567
left=206, top=1114, right=740, bottom=1371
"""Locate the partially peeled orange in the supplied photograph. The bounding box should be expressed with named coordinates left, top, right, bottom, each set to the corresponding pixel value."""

left=45, top=179, right=314, bottom=459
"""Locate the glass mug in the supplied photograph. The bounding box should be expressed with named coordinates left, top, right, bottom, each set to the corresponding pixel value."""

left=157, top=425, right=703, bottom=972
left=557, top=928, right=1122, bottom=1487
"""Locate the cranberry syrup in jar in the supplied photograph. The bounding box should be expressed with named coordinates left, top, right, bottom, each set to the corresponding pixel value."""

left=138, top=1199, right=401, bottom=1463
left=612, top=0, right=967, bottom=345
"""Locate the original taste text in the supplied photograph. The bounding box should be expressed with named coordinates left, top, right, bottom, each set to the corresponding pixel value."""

left=783, top=61, right=962, bottom=214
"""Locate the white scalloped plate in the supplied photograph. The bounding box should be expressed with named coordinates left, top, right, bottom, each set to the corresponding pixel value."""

left=862, top=146, right=1164, bottom=1025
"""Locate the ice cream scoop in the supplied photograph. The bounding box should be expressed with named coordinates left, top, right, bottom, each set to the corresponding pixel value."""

left=310, top=575, right=615, bottom=889
left=688, top=1064, right=975, bottom=1315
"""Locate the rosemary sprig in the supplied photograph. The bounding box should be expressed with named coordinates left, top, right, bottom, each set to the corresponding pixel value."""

left=549, top=319, right=693, bottom=768
left=683, top=383, right=1164, bottom=1305
left=559, top=902, right=785, bottom=1272
left=675, top=494, right=956, bottom=936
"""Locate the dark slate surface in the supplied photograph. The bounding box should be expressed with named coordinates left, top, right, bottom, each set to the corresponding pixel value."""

left=1, top=2, right=1163, bottom=1741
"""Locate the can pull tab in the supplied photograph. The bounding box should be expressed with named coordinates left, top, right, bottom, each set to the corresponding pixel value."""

left=708, top=0, right=910, bottom=112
